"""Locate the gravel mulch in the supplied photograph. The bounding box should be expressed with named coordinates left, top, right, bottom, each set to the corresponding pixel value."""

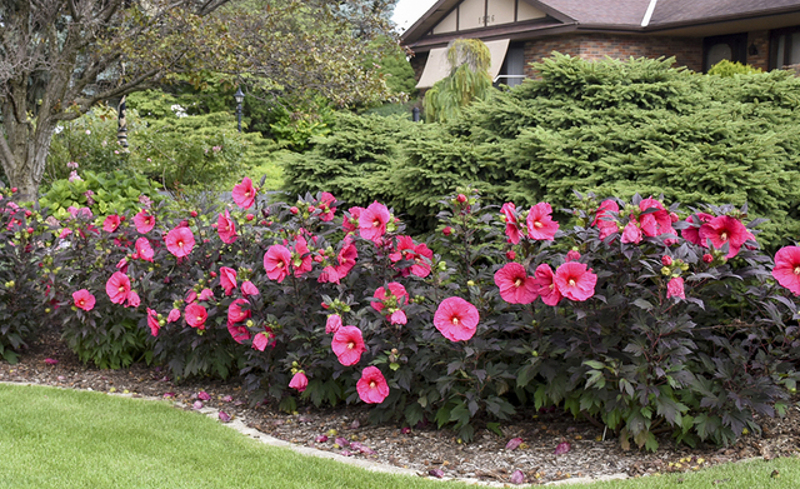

left=2, top=328, right=800, bottom=486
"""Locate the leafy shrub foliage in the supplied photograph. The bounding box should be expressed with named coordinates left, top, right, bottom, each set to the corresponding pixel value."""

left=0, top=190, right=52, bottom=363
left=284, top=54, right=800, bottom=249
left=9, top=176, right=800, bottom=451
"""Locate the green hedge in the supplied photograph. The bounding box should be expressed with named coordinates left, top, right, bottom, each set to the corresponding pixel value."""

left=284, top=54, right=800, bottom=247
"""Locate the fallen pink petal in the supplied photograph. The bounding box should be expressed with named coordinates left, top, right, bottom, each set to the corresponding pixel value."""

left=334, top=436, right=350, bottom=447
left=197, top=391, right=211, bottom=401
left=192, top=401, right=204, bottom=410
left=315, top=435, right=329, bottom=443
left=554, top=441, right=571, bottom=455
left=218, top=411, right=231, bottom=422
left=505, top=437, right=523, bottom=451
left=44, top=358, right=58, bottom=365
left=510, top=469, right=526, bottom=485
left=428, top=469, right=445, bottom=478
left=221, top=395, right=233, bottom=403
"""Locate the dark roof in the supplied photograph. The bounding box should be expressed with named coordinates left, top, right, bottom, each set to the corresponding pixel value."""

left=400, top=0, right=800, bottom=49
left=650, top=0, right=800, bottom=25
left=541, top=0, right=651, bottom=27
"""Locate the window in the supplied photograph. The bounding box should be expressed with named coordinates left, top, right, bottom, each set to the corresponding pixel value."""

left=771, top=27, right=800, bottom=69
left=703, top=34, right=747, bottom=72
left=495, top=44, right=526, bottom=87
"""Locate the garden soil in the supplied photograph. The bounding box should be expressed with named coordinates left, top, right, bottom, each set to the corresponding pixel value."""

left=2, top=328, right=799, bottom=486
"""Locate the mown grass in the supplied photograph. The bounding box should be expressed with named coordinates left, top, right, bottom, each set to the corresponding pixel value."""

left=0, top=383, right=471, bottom=489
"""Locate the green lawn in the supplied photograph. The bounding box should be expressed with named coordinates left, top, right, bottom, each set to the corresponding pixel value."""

left=2, top=383, right=799, bottom=488
left=0, top=384, right=470, bottom=489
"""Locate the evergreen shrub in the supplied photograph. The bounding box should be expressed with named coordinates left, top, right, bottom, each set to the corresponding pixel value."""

left=284, top=54, right=800, bottom=248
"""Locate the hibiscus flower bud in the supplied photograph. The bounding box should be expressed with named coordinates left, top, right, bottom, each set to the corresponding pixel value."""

left=506, top=250, right=516, bottom=260
left=662, top=255, right=673, bottom=266
left=442, top=226, right=453, bottom=236
left=290, top=207, right=299, bottom=215
left=661, top=266, right=671, bottom=276
left=703, top=253, right=714, bottom=263
left=246, top=213, right=254, bottom=221
left=190, top=211, right=198, bottom=217
left=456, top=194, right=467, bottom=203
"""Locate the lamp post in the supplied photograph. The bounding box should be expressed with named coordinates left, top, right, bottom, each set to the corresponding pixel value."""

left=234, top=87, right=245, bottom=133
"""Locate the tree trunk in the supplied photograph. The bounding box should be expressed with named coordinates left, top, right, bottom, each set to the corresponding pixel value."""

left=1, top=113, right=54, bottom=204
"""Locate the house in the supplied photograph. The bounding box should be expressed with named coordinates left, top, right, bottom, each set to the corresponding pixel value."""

left=401, top=0, right=800, bottom=88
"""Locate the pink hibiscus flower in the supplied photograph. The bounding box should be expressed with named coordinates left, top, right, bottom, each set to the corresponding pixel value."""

left=554, top=262, right=597, bottom=302
left=134, top=209, right=155, bottom=234
left=359, top=201, right=391, bottom=244
left=241, top=280, right=260, bottom=297
left=389, top=235, right=433, bottom=278
left=292, top=236, right=313, bottom=277
left=592, top=200, right=619, bottom=240
left=126, top=290, right=140, bottom=308
left=331, top=326, right=366, bottom=366
left=227, top=298, right=251, bottom=324
left=103, top=214, right=121, bottom=233
left=621, top=221, right=643, bottom=244
left=217, top=209, right=237, bottom=244
left=289, top=371, right=309, bottom=392
left=638, top=198, right=672, bottom=238
left=185, top=303, right=208, bottom=329
left=220, top=266, right=238, bottom=296
left=699, top=215, right=749, bottom=258
left=252, top=329, right=276, bottom=351
left=773, top=246, right=800, bottom=295
left=326, top=314, right=343, bottom=334
left=434, top=297, right=479, bottom=342
left=264, top=244, right=292, bottom=282
left=232, top=177, right=256, bottom=209
left=72, top=289, right=96, bottom=311
left=167, top=308, right=181, bottom=323
left=357, top=366, right=389, bottom=404
left=165, top=226, right=195, bottom=258
left=532, top=264, right=563, bottom=306
left=147, top=308, right=160, bottom=337
left=494, top=263, right=538, bottom=304
left=526, top=202, right=559, bottom=241
left=105, top=271, right=131, bottom=305
left=372, top=282, right=409, bottom=312
left=500, top=202, right=522, bottom=244
left=343, top=206, right=365, bottom=234
left=227, top=322, right=252, bottom=344
left=198, top=288, right=215, bottom=301
left=667, top=276, right=686, bottom=300
left=134, top=237, right=154, bottom=262
left=334, top=239, right=358, bottom=279
left=318, top=192, right=337, bottom=222
left=681, top=212, right=714, bottom=247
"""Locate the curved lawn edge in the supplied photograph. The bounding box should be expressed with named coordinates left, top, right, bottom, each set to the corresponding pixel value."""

left=0, top=382, right=483, bottom=489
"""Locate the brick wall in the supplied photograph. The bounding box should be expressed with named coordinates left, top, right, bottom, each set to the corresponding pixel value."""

left=746, top=30, right=769, bottom=71
left=523, top=33, right=704, bottom=76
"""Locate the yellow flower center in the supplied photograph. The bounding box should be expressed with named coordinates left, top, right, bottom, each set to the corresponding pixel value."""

left=514, top=278, right=523, bottom=288
left=569, top=279, right=576, bottom=286
left=534, top=221, right=543, bottom=229
left=347, top=342, right=355, bottom=350
left=118, top=286, right=125, bottom=293
left=177, top=240, right=184, bottom=247
left=794, top=266, right=800, bottom=276
left=373, top=219, right=381, bottom=228
left=369, top=381, right=376, bottom=388
left=451, top=317, right=460, bottom=325
left=197, top=315, right=203, bottom=321
left=720, top=232, right=728, bottom=241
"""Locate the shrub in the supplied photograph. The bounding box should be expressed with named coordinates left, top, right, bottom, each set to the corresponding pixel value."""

left=708, top=59, right=764, bottom=76
left=284, top=54, right=800, bottom=249
left=0, top=190, right=52, bottom=363
left=11, top=176, right=800, bottom=451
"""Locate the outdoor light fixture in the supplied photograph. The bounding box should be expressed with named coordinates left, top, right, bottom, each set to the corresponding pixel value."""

left=234, top=87, right=245, bottom=133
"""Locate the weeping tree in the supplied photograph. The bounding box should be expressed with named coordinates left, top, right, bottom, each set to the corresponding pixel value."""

left=423, top=39, right=492, bottom=123
left=0, top=0, right=398, bottom=201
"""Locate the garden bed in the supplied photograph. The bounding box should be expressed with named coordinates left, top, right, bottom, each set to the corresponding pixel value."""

left=3, top=327, right=798, bottom=486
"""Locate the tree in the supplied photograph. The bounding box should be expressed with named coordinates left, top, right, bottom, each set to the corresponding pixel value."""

left=423, top=39, right=492, bottom=123
left=0, top=0, right=398, bottom=200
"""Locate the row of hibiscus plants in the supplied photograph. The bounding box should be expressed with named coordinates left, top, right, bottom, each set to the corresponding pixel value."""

left=2, top=179, right=800, bottom=451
